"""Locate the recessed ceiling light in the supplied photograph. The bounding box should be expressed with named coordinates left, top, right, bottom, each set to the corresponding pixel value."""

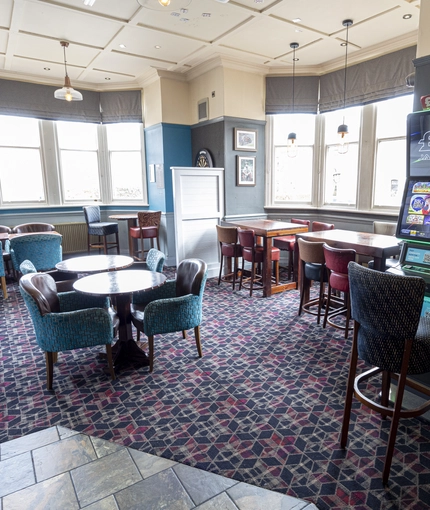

left=105, top=77, right=111, bottom=80
left=119, top=44, right=126, bottom=49
left=292, top=18, right=301, bottom=23
left=83, top=0, right=96, bottom=6
left=155, top=45, right=161, bottom=49
left=180, top=8, right=188, bottom=13
left=180, top=18, right=189, bottom=22
left=340, top=42, right=347, bottom=46
left=202, top=12, right=211, bottom=17
left=44, top=67, right=50, bottom=71
left=403, top=13, right=412, bottom=19
left=295, top=29, right=303, bottom=33
left=293, top=58, right=299, bottom=62
left=171, top=11, right=180, bottom=16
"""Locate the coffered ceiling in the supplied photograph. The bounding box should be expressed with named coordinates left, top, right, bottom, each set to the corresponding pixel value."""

left=0, top=0, right=421, bottom=90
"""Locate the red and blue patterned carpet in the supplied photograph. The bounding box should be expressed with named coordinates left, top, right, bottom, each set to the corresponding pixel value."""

left=2, top=272, right=430, bottom=509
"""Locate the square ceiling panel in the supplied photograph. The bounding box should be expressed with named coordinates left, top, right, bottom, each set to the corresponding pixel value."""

left=20, top=2, right=121, bottom=48
left=0, top=0, right=13, bottom=28
left=113, top=25, right=205, bottom=63
left=219, top=16, right=322, bottom=60
left=94, top=51, right=176, bottom=77
left=133, top=0, right=250, bottom=43
left=269, top=0, right=420, bottom=36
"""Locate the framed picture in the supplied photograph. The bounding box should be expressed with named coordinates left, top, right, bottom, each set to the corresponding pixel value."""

left=237, top=156, right=256, bottom=186
left=234, top=128, right=257, bottom=151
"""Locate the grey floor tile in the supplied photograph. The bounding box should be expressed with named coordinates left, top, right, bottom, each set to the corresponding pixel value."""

left=227, top=482, right=309, bottom=510
left=91, top=437, right=125, bottom=459
left=173, top=463, right=238, bottom=506
left=82, top=495, right=119, bottom=510
left=128, top=448, right=177, bottom=478
left=33, top=433, right=97, bottom=482
left=115, top=468, right=194, bottom=510
left=71, top=447, right=142, bottom=508
left=1, top=428, right=59, bottom=461
left=195, top=492, right=239, bottom=510
left=0, top=452, right=35, bottom=498
left=57, top=426, right=79, bottom=440
left=2, top=472, right=79, bottom=510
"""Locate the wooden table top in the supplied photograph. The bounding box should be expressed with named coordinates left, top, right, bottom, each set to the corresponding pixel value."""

left=56, top=254, right=133, bottom=273
left=73, top=269, right=166, bottom=297
left=228, top=219, right=308, bottom=237
left=296, top=229, right=400, bottom=250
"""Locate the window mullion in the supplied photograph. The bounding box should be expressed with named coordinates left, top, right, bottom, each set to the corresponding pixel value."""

left=98, top=124, right=111, bottom=204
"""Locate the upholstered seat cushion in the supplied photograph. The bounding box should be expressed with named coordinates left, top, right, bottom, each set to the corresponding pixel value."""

left=305, top=262, right=328, bottom=282
left=273, top=235, right=295, bottom=251
left=129, top=226, right=159, bottom=239
left=87, top=222, right=118, bottom=236
left=220, top=242, right=242, bottom=258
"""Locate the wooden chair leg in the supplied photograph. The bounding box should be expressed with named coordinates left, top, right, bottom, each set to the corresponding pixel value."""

left=323, top=282, right=332, bottom=329
left=340, top=325, right=359, bottom=448
left=45, top=351, right=54, bottom=390
left=239, top=258, right=245, bottom=291
left=344, top=293, right=351, bottom=339
left=103, top=235, right=108, bottom=255
left=148, top=335, right=154, bottom=373
left=106, top=344, right=116, bottom=381
left=194, top=325, right=202, bottom=357
left=250, top=262, right=255, bottom=297
left=87, top=233, right=91, bottom=254
left=115, top=232, right=120, bottom=254
left=381, top=370, right=390, bottom=419
left=1, top=276, right=7, bottom=299
left=182, top=330, right=187, bottom=339
left=218, top=253, right=223, bottom=285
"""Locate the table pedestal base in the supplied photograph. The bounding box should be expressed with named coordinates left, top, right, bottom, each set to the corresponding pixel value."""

left=112, top=339, right=150, bottom=368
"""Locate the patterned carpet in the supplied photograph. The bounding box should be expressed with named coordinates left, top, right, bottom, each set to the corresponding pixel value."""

left=2, top=270, right=430, bottom=510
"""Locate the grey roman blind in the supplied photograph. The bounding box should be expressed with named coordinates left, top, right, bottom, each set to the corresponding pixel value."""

left=0, top=79, right=101, bottom=122
left=0, top=79, right=143, bottom=123
left=266, top=75, right=319, bottom=114
left=319, top=45, right=416, bottom=113
left=100, top=90, right=142, bottom=123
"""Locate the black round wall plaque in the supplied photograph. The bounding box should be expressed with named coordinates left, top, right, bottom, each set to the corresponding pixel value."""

left=195, top=149, right=214, bottom=168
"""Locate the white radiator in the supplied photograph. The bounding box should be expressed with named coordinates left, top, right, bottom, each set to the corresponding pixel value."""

left=53, top=223, right=88, bottom=254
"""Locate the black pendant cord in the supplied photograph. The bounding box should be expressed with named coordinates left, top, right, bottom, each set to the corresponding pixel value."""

left=292, top=46, right=296, bottom=114
left=63, top=45, right=69, bottom=78
left=343, top=24, right=349, bottom=111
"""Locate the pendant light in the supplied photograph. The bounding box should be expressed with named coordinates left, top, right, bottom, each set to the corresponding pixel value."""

left=137, top=0, right=191, bottom=10
left=54, top=41, right=83, bottom=102
left=337, top=20, right=352, bottom=154
left=287, top=42, right=299, bottom=158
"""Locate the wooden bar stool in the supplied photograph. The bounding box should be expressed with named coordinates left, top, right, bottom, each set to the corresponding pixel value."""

left=274, top=218, right=310, bottom=281
left=216, top=225, right=242, bottom=290
left=129, top=211, right=161, bottom=261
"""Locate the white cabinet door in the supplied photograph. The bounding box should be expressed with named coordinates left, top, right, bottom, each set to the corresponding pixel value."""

left=172, top=167, right=224, bottom=278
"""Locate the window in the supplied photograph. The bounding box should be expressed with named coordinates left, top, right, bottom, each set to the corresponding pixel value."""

left=0, top=115, right=45, bottom=203
left=273, top=114, right=315, bottom=202
left=323, top=106, right=361, bottom=206
left=373, top=94, right=413, bottom=208
left=106, top=123, right=144, bottom=200
left=56, top=121, right=100, bottom=201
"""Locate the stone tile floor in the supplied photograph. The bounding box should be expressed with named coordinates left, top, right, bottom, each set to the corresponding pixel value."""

left=0, top=426, right=318, bottom=510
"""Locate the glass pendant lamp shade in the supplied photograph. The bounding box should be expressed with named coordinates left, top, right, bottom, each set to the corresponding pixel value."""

left=287, top=132, right=298, bottom=158
left=54, top=41, right=83, bottom=102
left=158, top=0, right=170, bottom=5
left=337, top=20, right=353, bottom=154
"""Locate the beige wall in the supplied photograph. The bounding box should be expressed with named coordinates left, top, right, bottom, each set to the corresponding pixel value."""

left=143, top=80, right=162, bottom=127
left=223, top=68, right=265, bottom=121
left=161, top=77, right=190, bottom=125
left=188, top=66, right=225, bottom=124
left=143, top=64, right=265, bottom=127
left=417, top=0, right=430, bottom=58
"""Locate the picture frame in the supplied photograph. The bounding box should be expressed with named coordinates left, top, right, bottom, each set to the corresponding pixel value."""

left=234, top=128, right=257, bottom=151
left=237, top=156, right=256, bottom=187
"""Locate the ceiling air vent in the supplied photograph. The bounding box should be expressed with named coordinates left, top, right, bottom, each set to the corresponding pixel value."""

left=198, top=98, right=209, bottom=122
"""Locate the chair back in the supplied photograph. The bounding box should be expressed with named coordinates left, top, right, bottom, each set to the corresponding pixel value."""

left=137, top=211, right=161, bottom=229
left=237, top=228, right=255, bottom=249
left=348, top=261, right=426, bottom=372
left=291, top=218, right=311, bottom=227
left=10, top=233, right=63, bottom=272
left=176, top=258, right=208, bottom=297
left=83, top=205, right=101, bottom=225
left=373, top=221, right=397, bottom=236
left=12, top=223, right=54, bottom=234
left=145, top=248, right=166, bottom=272
left=298, top=238, right=325, bottom=264
left=312, top=221, right=335, bottom=232
left=20, top=259, right=37, bottom=275
left=0, top=245, right=5, bottom=278
left=19, top=272, right=60, bottom=316
left=216, top=225, right=238, bottom=245
left=323, top=243, right=356, bottom=293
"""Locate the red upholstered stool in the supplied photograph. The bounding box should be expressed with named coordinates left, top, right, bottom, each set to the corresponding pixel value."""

left=238, top=228, right=280, bottom=297
left=129, top=211, right=161, bottom=261
left=274, top=218, right=310, bottom=281
left=216, top=225, right=242, bottom=290
left=312, top=221, right=334, bottom=232
left=322, top=243, right=356, bottom=339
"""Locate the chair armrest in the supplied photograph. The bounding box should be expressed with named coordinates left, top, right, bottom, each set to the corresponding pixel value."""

left=38, top=308, right=113, bottom=352
left=143, top=294, right=202, bottom=335
left=4, top=239, right=10, bottom=254
left=132, top=279, right=176, bottom=306
left=59, top=291, right=109, bottom=312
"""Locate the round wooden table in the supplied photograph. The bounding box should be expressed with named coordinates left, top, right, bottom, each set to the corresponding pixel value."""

left=56, top=254, right=133, bottom=273
left=73, top=270, right=166, bottom=369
